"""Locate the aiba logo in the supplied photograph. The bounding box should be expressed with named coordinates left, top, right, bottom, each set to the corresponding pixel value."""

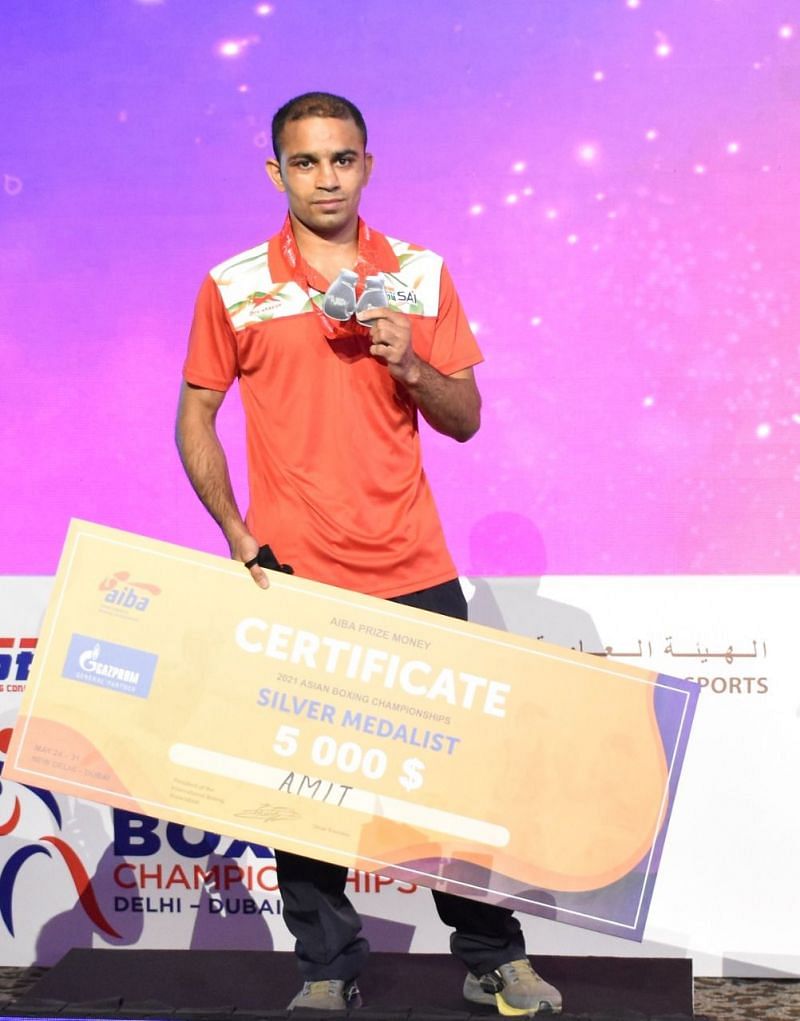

left=99, top=571, right=161, bottom=618
left=0, top=636, right=36, bottom=693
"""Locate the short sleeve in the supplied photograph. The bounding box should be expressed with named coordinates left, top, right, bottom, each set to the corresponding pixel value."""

left=428, top=263, right=484, bottom=376
left=182, top=274, right=239, bottom=392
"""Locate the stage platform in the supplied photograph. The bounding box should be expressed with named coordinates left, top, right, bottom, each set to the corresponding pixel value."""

left=2, top=950, right=700, bottom=1020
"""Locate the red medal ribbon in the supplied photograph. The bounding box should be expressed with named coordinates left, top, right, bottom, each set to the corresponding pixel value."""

left=278, top=215, right=380, bottom=341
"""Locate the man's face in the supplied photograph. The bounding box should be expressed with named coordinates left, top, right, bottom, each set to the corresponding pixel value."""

left=267, top=116, right=372, bottom=237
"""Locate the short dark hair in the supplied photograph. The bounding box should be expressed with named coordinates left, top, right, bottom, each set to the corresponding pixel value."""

left=271, top=92, right=368, bottom=158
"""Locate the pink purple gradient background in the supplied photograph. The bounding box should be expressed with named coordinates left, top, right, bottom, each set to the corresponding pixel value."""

left=2, top=0, right=798, bottom=576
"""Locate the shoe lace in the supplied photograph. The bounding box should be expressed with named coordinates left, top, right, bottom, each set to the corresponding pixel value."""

left=504, top=959, right=536, bottom=985
left=302, top=980, right=342, bottom=997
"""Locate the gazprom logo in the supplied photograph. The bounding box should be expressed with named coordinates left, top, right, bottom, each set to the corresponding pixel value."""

left=63, top=634, right=157, bottom=698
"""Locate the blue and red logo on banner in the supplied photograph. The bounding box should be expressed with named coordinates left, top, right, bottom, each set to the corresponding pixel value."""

left=0, top=726, right=121, bottom=939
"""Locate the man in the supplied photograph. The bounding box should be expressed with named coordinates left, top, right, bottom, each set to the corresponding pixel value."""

left=176, top=92, right=561, bottom=1017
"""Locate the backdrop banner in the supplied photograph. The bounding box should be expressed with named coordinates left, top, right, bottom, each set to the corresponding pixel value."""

left=4, top=572, right=800, bottom=975
left=3, top=520, right=696, bottom=942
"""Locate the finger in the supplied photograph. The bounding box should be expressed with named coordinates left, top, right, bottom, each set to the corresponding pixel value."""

left=367, top=324, right=389, bottom=346
left=371, top=318, right=404, bottom=343
left=357, top=306, right=396, bottom=326
left=248, top=564, right=270, bottom=590
left=369, top=332, right=389, bottom=353
left=369, top=332, right=397, bottom=351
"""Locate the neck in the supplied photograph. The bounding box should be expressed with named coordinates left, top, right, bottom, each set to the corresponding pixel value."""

left=290, top=213, right=359, bottom=278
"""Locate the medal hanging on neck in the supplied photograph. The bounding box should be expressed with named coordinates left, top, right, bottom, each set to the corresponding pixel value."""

left=278, top=215, right=387, bottom=341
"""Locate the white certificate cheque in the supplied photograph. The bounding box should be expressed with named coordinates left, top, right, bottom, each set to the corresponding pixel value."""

left=4, top=521, right=698, bottom=940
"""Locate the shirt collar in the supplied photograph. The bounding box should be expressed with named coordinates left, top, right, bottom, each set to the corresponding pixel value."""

left=267, top=215, right=400, bottom=288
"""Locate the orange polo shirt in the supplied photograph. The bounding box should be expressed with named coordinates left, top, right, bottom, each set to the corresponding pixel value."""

left=183, top=223, right=482, bottom=598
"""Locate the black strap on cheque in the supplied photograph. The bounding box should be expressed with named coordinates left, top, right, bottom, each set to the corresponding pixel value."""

left=244, top=544, right=294, bottom=575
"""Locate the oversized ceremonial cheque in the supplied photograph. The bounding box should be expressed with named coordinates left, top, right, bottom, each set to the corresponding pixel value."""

left=5, top=521, right=698, bottom=940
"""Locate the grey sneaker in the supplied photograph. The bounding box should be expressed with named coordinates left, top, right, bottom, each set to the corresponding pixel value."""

left=463, top=959, right=562, bottom=1016
left=288, top=978, right=361, bottom=1011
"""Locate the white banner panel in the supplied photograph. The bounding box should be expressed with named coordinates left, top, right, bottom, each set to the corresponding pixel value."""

left=468, top=576, right=800, bottom=978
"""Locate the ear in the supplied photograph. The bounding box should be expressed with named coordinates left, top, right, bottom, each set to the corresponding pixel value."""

left=364, top=151, right=374, bottom=185
left=265, top=157, right=285, bottom=193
